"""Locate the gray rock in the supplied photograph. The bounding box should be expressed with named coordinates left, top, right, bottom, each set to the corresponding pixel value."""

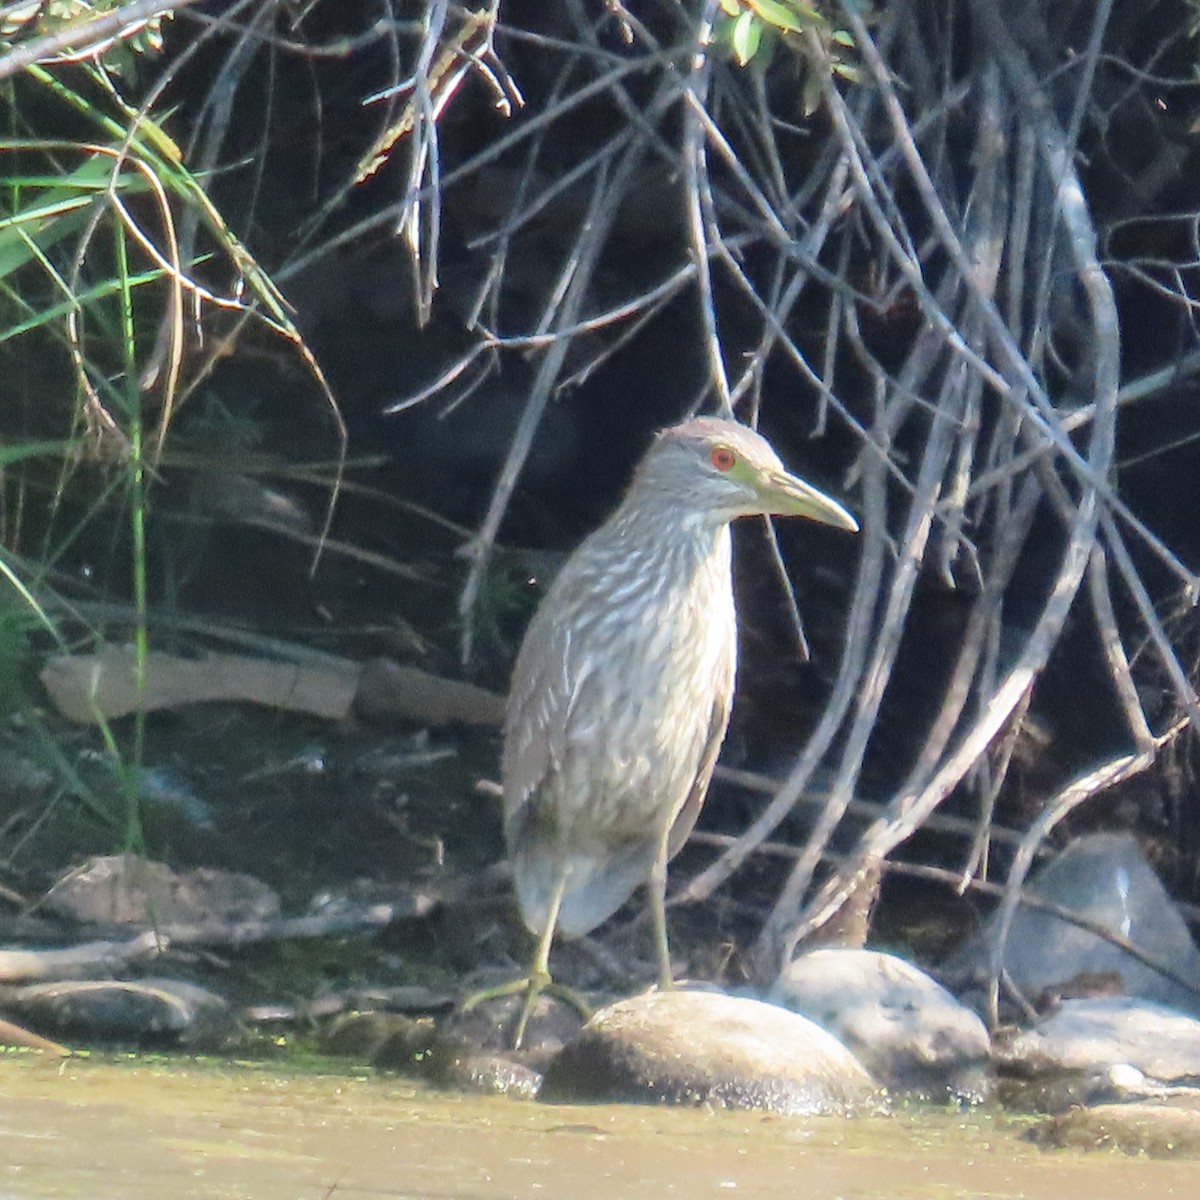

left=6, top=977, right=232, bottom=1048
left=995, top=996, right=1200, bottom=1084
left=43, top=854, right=280, bottom=927
left=420, top=1043, right=543, bottom=1100
left=325, top=1008, right=544, bottom=1099
left=540, top=989, right=878, bottom=1114
left=768, top=948, right=991, bottom=1102
left=944, top=832, right=1200, bottom=1017
left=1000, top=1060, right=1200, bottom=1114
left=322, top=1011, right=434, bottom=1060
left=441, top=990, right=589, bottom=1069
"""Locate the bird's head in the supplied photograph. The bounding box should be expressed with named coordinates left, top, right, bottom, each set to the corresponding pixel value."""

left=635, top=417, right=859, bottom=531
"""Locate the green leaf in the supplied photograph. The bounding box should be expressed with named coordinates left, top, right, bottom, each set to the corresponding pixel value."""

left=832, top=28, right=855, bottom=46
left=718, top=0, right=742, bottom=15
left=744, top=0, right=812, bottom=35
left=0, top=439, right=82, bottom=466
left=731, top=11, right=763, bottom=65
left=0, top=150, right=149, bottom=283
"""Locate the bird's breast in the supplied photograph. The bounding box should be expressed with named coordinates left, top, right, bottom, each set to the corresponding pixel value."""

left=522, top=532, right=737, bottom=839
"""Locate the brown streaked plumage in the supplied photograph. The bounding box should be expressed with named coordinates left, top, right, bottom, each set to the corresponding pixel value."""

left=491, top=416, right=857, bottom=1047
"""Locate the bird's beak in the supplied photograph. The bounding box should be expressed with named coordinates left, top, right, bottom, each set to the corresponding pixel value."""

left=759, top=468, right=859, bottom=532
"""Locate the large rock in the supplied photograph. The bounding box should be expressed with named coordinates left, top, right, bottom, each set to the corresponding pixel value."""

left=768, top=948, right=991, bottom=1102
left=944, top=833, right=1200, bottom=1017
left=5, top=978, right=232, bottom=1049
left=540, top=989, right=878, bottom=1114
left=994, top=996, right=1200, bottom=1084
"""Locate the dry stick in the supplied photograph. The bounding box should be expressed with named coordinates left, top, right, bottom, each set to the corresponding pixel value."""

left=895, top=474, right=1044, bottom=856
left=450, top=16, right=703, bottom=651
left=959, top=686, right=1033, bottom=889
left=284, top=44, right=668, bottom=276
left=814, top=228, right=852, bottom=438
left=1026, top=406, right=1200, bottom=727
left=730, top=159, right=851, bottom=408
left=454, top=14, right=770, bottom=652
left=461, top=44, right=582, bottom=328
left=0, top=930, right=163, bottom=984
left=389, top=0, right=455, bottom=324
left=1099, top=505, right=1200, bottom=718
left=558, top=281, right=689, bottom=391
left=697, top=199, right=906, bottom=494
left=839, top=268, right=920, bottom=492
left=843, top=99, right=1033, bottom=829
left=681, top=1, right=733, bottom=415
left=1087, top=545, right=1156, bottom=748
left=742, top=47, right=989, bottom=966
left=841, top=1, right=1113, bottom=514
left=939, top=76, right=1006, bottom=583
left=752, top=330, right=962, bottom=976
left=456, top=119, right=666, bottom=659
left=674, top=218, right=922, bottom=908
left=808, top=79, right=1013, bottom=452
left=937, top=65, right=1007, bottom=583
left=0, top=0, right=208, bottom=82
left=559, top=1, right=689, bottom=176
left=740, top=71, right=793, bottom=219
left=1025, top=0, right=1113, bottom=377
left=473, top=253, right=721, bottom=355
left=712, top=763, right=1036, bottom=853
left=771, top=7, right=1121, bottom=969
left=689, top=830, right=1200, bottom=1001
left=983, top=738, right=1175, bottom=1028
left=469, top=119, right=623, bottom=254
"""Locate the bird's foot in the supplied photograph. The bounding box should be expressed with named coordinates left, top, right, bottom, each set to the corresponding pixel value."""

left=460, top=972, right=593, bottom=1050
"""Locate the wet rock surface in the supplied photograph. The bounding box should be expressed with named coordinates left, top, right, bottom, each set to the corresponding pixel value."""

left=993, top=996, right=1200, bottom=1083
left=438, top=990, right=590, bottom=1068
left=539, top=989, right=879, bottom=1114
left=769, top=948, right=992, bottom=1102
left=1028, top=1099, right=1200, bottom=1156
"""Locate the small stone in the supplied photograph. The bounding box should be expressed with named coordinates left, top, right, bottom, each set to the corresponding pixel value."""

left=540, top=989, right=878, bottom=1114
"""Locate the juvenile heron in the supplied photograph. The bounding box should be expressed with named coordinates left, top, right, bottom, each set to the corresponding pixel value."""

left=495, top=416, right=857, bottom=1047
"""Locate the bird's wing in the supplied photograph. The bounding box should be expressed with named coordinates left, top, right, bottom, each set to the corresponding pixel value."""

left=666, top=676, right=733, bottom=862
left=501, top=607, right=568, bottom=835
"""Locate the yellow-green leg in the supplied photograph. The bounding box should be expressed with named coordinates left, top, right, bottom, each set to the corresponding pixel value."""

left=460, top=869, right=592, bottom=1049
left=647, top=834, right=675, bottom=990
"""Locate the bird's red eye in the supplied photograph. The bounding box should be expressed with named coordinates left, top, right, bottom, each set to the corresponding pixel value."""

left=710, top=446, right=736, bottom=472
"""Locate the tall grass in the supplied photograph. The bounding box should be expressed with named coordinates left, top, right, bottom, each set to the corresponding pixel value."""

left=0, top=14, right=336, bottom=854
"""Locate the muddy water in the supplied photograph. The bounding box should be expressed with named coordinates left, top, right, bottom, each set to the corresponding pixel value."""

left=0, top=1055, right=1191, bottom=1200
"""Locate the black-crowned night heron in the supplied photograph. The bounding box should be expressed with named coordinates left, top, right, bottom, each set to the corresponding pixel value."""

left=487, top=416, right=857, bottom=1047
